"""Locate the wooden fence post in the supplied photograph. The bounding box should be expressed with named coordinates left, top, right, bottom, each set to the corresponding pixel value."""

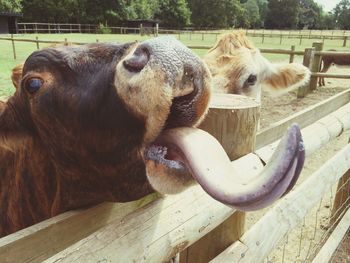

left=180, top=94, right=260, bottom=263
left=155, top=23, right=159, bottom=37
left=343, top=36, right=347, bottom=47
left=279, top=34, right=282, bottom=44
left=262, top=34, right=265, bottom=44
left=11, top=34, right=16, bottom=60
left=299, top=35, right=303, bottom=45
left=140, top=23, right=143, bottom=36
left=289, top=45, right=295, bottom=63
left=35, top=23, right=38, bottom=33
left=297, top=47, right=315, bottom=98
left=309, top=42, right=323, bottom=91
left=35, top=36, right=40, bottom=50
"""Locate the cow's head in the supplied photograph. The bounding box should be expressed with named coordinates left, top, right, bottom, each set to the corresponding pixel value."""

left=204, top=32, right=310, bottom=101
left=0, top=37, right=304, bottom=212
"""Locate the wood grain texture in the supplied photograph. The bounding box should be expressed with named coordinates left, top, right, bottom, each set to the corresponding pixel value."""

left=256, top=102, right=350, bottom=163
left=0, top=195, right=158, bottom=263
left=44, top=185, right=235, bottom=263
left=256, top=89, right=350, bottom=149
left=297, top=47, right=314, bottom=98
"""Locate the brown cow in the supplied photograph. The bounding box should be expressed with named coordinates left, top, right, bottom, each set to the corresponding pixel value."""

left=0, top=37, right=304, bottom=237
left=204, top=32, right=310, bottom=101
left=318, top=50, right=350, bottom=86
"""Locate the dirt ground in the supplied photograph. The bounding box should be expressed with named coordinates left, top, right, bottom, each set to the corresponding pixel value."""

left=250, top=66, right=350, bottom=262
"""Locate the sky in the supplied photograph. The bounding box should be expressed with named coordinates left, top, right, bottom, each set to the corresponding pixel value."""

left=314, top=0, right=341, bottom=12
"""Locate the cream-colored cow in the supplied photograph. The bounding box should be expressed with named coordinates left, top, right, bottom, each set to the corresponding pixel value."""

left=204, top=31, right=310, bottom=101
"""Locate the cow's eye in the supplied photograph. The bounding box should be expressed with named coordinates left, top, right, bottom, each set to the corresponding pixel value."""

left=246, top=74, right=257, bottom=86
left=25, top=78, right=43, bottom=93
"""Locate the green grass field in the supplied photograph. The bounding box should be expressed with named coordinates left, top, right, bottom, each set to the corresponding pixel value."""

left=1, top=32, right=349, bottom=97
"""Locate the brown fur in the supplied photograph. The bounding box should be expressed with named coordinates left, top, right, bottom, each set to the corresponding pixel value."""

left=318, top=50, right=350, bottom=86
left=10, top=42, right=73, bottom=91
left=204, top=31, right=310, bottom=101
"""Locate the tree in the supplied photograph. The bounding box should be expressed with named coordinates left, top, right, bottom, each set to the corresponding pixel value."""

left=319, top=11, right=336, bottom=30
left=153, top=0, right=191, bottom=28
left=334, top=0, right=350, bottom=29
left=188, top=0, right=242, bottom=28
left=298, top=0, right=322, bottom=29
left=242, top=0, right=260, bottom=28
left=129, top=0, right=158, bottom=19
left=265, top=0, right=299, bottom=29
left=256, top=0, right=267, bottom=27
left=0, top=0, right=22, bottom=13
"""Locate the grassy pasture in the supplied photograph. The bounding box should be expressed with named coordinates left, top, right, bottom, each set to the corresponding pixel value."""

left=0, top=32, right=349, bottom=97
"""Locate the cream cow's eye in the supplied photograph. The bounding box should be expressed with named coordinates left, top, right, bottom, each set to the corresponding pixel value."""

left=246, top=74, right=257, bottom=86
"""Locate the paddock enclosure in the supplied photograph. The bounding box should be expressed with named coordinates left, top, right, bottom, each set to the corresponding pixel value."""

left=0, top=30, right=350, bottom=262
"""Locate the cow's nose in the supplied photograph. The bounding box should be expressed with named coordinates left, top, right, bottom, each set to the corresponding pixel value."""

left=123, top=45, right=150, bottom=72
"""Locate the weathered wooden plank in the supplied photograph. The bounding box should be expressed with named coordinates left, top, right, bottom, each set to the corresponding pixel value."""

left=44, top=186, right=236, bottom=263
left=297, top=47, right=314, bottom=98
left=314, top=51, right=350, bottom=56
left=211, top=144, right=350, bottom=263
left=256, top=102, right=350, bottom=162
left=312, top=72, right=350, bottom=79
left=309, top=42, right=323, bottom=91
left=0, top=195, right=158, bottom=263
left=256, top=90, right=350, bottom=149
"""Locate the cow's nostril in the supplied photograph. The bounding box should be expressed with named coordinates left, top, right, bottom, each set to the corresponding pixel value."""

left=123, top=47, right=150, bottom=73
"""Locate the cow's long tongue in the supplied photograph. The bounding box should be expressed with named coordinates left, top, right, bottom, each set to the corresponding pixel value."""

left=145, top=124, right=304, bottom=211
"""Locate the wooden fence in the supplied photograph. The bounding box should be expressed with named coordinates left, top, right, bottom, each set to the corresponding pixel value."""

left=16, top=23, right=350, bottom=47
left=297, top=42, right=350, bottom=98
left=0, top=90, right=350, bottom=262
left=1, top=36, right=349, bottom=98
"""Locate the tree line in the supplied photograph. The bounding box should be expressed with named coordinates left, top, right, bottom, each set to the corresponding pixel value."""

left=1, top=0, right=350, bottom=30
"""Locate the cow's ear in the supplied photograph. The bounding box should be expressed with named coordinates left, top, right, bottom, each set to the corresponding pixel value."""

left=11, top=63, right=24, bottom=90
left=262, top=63, right=311, bottom=94
left=0, top=96, right=32, bottom=151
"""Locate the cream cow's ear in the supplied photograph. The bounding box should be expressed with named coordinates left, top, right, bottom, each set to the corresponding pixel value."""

left=11, top=63, right=24, bottom=90
left=262, top=63, right=311, bottom=95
